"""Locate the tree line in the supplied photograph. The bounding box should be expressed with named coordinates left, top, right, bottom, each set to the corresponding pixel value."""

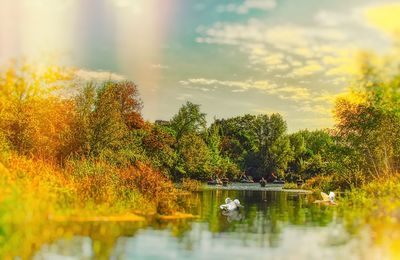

left=1, top=53, right=399, bottom=190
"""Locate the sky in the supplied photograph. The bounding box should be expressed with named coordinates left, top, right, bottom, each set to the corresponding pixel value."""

left=1, top=0, right=400, bottom=132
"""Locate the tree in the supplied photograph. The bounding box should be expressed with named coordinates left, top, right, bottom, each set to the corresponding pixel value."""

left=335, top=97, right=400, bottom=177
left=168, top=102, right=208, bottom=179
left=265, top=136, right=293, bottom=179
left=214, top=115, right=258, bottom=171
left=333, top=51, right=400, bottom=180
left=169, top=101, right=206, bottom=145
left=112, top=81, right=143, bottom=129
left=66, top=81, right=144, bottom=164
left=178, top=133, right=210, bottom=180
left=0, top=62, right=73, bottom=159
left=287, top=130, right=335, bottom=181
left=213, top=113, right=290, bottom=179
left=142, top=124, right=176, bottom=175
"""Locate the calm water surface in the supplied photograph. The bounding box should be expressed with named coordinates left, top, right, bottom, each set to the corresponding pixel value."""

left=7, top=184, right=384, bottom=259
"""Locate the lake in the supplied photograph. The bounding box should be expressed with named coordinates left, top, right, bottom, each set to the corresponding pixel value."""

left=5, top=184, right=385, bottom=259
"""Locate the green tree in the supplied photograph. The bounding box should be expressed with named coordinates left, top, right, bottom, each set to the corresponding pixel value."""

left=332, top=51, right=400, bottom=184
left=213, top=113, right=290, bottom=179
left=67, top=81, right=144, bottom=165
left=287, top=130, right=335, bottom=181
left=178, top=133, right=210, bottom=180
left=169, top=101, right=206, bottom=145
left=142, top=124, right=176, bottom=176
left=168, top=102, right=209, bottom=180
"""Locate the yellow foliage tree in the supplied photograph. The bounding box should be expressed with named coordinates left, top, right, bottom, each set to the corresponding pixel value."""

left=0, top=61, right=73, bottom=160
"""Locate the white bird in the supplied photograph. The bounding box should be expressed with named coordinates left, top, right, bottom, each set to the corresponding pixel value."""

left=328, top=191, right=335, bottom=203
left=315, top=191, right=336, bottom=205
left=220, top=198, right=242, bottom=211
left=233, top=199, right=241, bottom=207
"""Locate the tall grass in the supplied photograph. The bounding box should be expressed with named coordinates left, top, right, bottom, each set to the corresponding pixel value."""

left=0, top=151, right=181, bottom=226
left=339, top=174, right=400, bottom=259
left=119, top=162, right=179, bottom=214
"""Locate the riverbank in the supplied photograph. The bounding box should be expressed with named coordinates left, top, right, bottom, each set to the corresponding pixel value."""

left=0, top=152, right=190, bottom=226
left=203, top=182, right=312, bottom=193
left=338, top=175, right=400, bottom=259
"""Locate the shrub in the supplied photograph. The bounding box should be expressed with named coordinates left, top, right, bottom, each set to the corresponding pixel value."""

left=119, top=162, right=178, bottom=214
left=181, top=178, right=203, bottom=191
left=0, top=154, right=75, bottom=222
left=65, top=159, right=119, bottom=204
left=303, top=175, right=336, bottom=192
left=282, top=182, right=299, bottom=189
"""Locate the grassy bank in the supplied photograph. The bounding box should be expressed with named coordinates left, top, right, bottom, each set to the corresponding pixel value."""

left=0, top=151, right=198, bottom=259
left=338, top=175, right=400, bottom=259
left=0, top=152, right=185, bottom=225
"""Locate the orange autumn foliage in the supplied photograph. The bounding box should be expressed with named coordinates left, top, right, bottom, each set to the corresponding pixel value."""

left=119, top=162, right=178, bottom=214
left=0, top=62, right=181, bottom=221
left=1, top=98, right=75, bottom=162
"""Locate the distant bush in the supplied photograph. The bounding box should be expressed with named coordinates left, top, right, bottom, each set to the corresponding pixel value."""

left=303, top=175, right=336, bottom=192
left=303, top=171, right=367, bottom=192
left=282, top=182, right=299, bottom=189
left=181, top=178, right=203, bottom=191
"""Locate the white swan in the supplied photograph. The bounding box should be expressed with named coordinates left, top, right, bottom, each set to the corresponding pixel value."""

left=314, top=191, right=336, bottom=205
left=220, top=198, right=242, bottom=211
left=328, top=192, right=335, bottom=203
left=233, top=199, right=241, bottom=207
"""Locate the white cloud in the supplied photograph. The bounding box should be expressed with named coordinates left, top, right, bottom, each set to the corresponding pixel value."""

left=176, top=93, right=193, bottom=101
left=315, top=10, right=353, bottom=27
left=217, top=0, right=276, bottom=14
left=252, top=107, right=287, bottom=116
left=263, top=53, right=284, bottom=66
left=179, top=78, right=276, bottom=92
left=232, top=89, right=246, bottom=93
left=288, top=116, right=334, bottom=130
left=180, top=77, right=337, bottom=118
left=297, top=104, right=331, bottom=115
left=289, top=60, right=323, bottom=77
left=179, top=78, right=314, bottom=101
left=195, top=19, right=356, bottom=77
left=195, top=7, right=385, bottom=79
left=151, top=63, right=169, bottom=69
left=276, top=86, right=311, bottom=101
left=74, top=69, right=126, bottom=82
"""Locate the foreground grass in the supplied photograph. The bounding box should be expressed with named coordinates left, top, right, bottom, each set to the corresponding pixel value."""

left=0, top=152, right=187, bottom=224
left=339, top=175, right=400, bottom=259
left=0, top=152, right=200, bottom=259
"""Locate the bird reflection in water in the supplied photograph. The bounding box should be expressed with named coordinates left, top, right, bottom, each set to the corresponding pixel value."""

left=221, top=208, right=243, bottom=222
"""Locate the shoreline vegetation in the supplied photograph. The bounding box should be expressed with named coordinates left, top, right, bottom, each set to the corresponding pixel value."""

left=0, top=49, right=400, bottom=257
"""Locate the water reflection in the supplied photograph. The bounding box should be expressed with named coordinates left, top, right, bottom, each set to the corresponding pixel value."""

left=221, top=209, right=243, bottom=222
left=1, top=186, right=380, bottom=259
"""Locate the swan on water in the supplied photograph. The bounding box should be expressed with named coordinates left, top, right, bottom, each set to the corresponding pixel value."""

left=328, top=191, right=335, bottom=203
left=220, top=198, right=242, bottom=211
left=314, top=191, right=336, bottom=205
